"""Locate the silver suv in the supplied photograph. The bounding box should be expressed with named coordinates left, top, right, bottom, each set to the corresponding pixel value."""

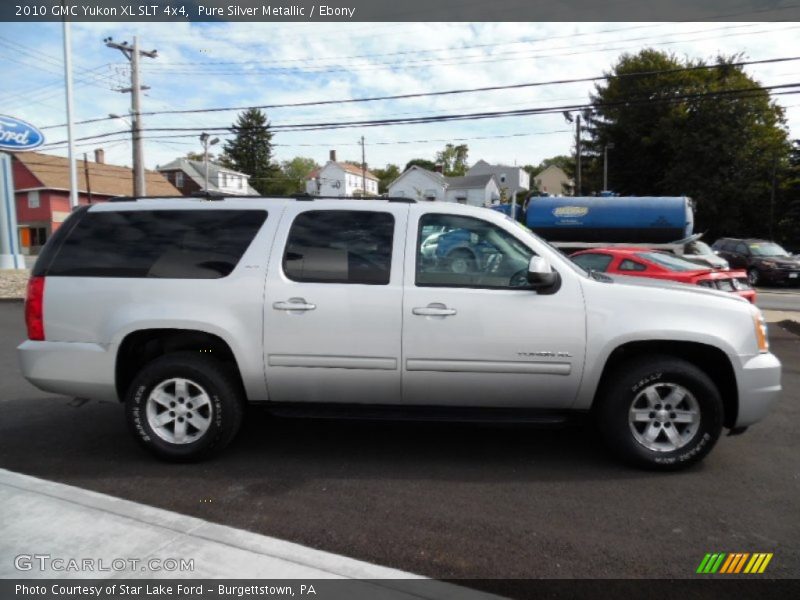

left=18, top=197, right=781, bottom=469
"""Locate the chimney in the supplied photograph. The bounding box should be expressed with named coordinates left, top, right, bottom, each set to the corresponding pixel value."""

left=94, top=148, right=105, bottom=164
left=434, top=163, right=443, bottom=174
left=329, top=149, right=336, bottom=162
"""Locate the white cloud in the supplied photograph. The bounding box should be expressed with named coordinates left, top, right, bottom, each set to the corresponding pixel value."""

left=1, top=21, right=797, bottom=172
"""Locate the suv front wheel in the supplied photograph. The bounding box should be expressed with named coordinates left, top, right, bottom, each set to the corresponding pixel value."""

left=597, top=356, right=723, bottom=470
left=125, top=352, right=244, bottom=461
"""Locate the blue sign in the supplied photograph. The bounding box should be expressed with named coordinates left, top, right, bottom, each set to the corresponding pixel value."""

left=0, top=115, right=44, bottom=151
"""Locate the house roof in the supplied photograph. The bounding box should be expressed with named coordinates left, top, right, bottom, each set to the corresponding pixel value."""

left=309, top=161, right=378, bottom=181
left=157, top=158, right=259, bottom=195
left=13, top=151, right=178, bottom=197
left=386, top=165, right=446, bottom=190
left=445, top=173, right=497, bottom=190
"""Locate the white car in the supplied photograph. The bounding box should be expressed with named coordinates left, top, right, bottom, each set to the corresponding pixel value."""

left=18, top=197, right=781, bottom=469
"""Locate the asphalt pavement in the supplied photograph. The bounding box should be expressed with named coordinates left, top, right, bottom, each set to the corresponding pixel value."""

left=0, top=302, right=799, bottom=589
left=756, top=288, right=800, bottom=312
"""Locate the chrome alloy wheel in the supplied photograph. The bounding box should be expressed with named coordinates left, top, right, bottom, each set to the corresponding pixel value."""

left=145, top=378, right=213, bottom=444
left=628, top=382, right=701, bottom=452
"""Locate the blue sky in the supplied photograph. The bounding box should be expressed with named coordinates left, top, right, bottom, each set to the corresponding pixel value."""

left=1, top=21, right=798, bottom=173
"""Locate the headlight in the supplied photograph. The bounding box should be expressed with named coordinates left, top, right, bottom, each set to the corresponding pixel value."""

left=752, top=310, right=769, bottom=353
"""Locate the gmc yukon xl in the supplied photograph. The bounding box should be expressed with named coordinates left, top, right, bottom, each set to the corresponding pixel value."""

left=18, top=197, right=782, bottom=469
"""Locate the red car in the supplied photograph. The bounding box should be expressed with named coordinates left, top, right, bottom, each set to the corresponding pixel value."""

left=570, top=248, right=757, bottom=303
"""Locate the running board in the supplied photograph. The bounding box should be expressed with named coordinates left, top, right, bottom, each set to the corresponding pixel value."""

left=262, top=402, right=578, bottom=425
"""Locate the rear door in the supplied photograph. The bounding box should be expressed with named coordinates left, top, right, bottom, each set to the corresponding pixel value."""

left=263, top=202, right=408, bottom=404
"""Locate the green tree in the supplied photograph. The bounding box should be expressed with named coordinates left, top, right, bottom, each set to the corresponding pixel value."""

left=583, top=49, right=788, bottom=239
left=185, top=150, right=217, bottom=163
left=220, top=108, right=278, bottom=194
left=372, top=164, right=401, bottom=193
left=274, top=156, right=319, bottom=195
left=405, top=158, right=437, bottom=172
left=776, top=139, right=800, bottom=249
left=435, top=143, right=469, bottom=176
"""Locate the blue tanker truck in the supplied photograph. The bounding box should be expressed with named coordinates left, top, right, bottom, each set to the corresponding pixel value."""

left=492, top=194, right=698, bottom=254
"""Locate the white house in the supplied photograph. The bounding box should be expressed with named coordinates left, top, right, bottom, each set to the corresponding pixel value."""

left=305, top=151, right=379, bottom=197
left=158, top=158, right=258, bottom=196
left=532, top=164, right=574, bottom=196
left=467, top=160, right=530, bottom=194
left=387, top=166, right=500, bottom=206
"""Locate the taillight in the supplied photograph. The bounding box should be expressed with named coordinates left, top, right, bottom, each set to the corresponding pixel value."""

left=25, top=276, right=45, bottom=341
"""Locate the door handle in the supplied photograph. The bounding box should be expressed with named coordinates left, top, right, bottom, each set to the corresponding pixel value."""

left=273, top=298, right=316, bottom=311
left=412, top=304, right=457, bottom=317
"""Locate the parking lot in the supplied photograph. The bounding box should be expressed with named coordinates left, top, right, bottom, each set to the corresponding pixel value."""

left=0, top=300, right=798, bottom=587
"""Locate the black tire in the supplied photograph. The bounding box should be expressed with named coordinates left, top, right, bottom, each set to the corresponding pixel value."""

left=125, top=352, right=244, bottom=462
left=448, top=249, right=477, bottom=274
left=597, top=355, right=723, bottom=470
left=748, top=268, right=760, bottom=287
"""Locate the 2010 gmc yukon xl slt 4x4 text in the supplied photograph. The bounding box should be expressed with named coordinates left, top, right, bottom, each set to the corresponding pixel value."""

left=18, top=197, right=781, bottom=469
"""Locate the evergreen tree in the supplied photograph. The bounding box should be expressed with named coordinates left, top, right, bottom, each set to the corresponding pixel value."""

left=220, top=108, right=277, bottom=194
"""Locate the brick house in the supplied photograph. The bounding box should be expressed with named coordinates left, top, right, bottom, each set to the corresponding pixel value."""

left=11, top=150, right=178, bottom=255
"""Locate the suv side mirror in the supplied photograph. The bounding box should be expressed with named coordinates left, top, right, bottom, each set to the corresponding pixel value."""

left=527, top=256, right=560, bottom=292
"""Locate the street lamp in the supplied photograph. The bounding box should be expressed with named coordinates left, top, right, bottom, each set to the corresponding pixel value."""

left=603, top=142, right=615, bottom=192
left=199, top=133, right=219, bottom=193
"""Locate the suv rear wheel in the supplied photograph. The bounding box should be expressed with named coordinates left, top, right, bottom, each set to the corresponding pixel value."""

left=597, top=356, right=723, bottom=470
left=125, top=352, right=244, bottom=461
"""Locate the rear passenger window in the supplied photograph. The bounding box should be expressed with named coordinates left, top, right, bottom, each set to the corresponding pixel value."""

left=46, top=210, right=267, bottom=279
left=283, top=210, right=394, bottom=285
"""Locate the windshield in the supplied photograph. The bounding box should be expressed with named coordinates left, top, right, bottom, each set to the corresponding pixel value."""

left=749, top=242, right=789, bottom=257
left=686, top=241, right=713, bottom=255
left=636, top=252, right=702, bottom=272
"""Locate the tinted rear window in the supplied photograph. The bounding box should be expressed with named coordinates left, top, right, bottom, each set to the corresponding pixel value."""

left=283, top=210, right=394, bottom=285
left=46, top=209, right=267, bottom=279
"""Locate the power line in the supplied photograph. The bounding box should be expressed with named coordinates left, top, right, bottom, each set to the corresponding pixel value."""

left=39, top=55, right=800, bottom=130
left=38, top=83, right=800, bottom=148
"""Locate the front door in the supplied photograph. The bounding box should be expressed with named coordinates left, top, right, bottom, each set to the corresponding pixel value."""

left=402, top=209, right=586, bottom=408
left=263, top=203, right=408, bottom=404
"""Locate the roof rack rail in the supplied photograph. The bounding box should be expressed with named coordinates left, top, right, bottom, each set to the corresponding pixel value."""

left=107, top=194, right=417, bottom=203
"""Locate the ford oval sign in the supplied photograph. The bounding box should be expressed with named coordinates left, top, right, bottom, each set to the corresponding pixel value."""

left=0, top=115, right=44, bottom=151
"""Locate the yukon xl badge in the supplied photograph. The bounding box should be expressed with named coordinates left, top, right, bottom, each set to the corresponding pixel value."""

left=518, top=351, right=572, bottom=358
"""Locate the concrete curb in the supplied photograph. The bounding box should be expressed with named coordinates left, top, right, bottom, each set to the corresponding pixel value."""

left=0, top=468, right=417, bottom=580
left=0, top=470, right=505, bottom=598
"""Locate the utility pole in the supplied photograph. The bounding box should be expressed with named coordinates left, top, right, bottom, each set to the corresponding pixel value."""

left=575, top=114, right=582, bottom=196
left=769, top=154, right=778, bottom=240
left=82, top=153, right=93, bottom=204
left=199, top=133, right=219, bottom=193
left=63, top=22, right=78, bottom=209
left=360, top=135, right=367, bottom=198
left=105, top=36, right=157, bottom=196
left=603, top=142, right=615, bottom=192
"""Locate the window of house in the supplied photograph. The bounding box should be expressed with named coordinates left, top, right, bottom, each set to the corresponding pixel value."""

left=28, top=191, right=40, bottom=209
left=220, top=173, right=227, bottom=187
left=455, top=197, right=467, bottom=204
left=175, top=172, right=184, bottom=187
left=416, top=213, right=534, bottom=289
left=283, top=210, right=394, bottom=285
